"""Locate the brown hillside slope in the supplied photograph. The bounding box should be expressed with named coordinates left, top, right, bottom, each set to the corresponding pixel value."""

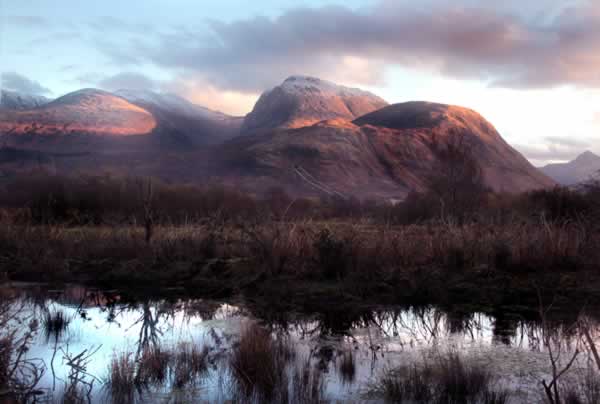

left=221, top=102, right=555, bottom=199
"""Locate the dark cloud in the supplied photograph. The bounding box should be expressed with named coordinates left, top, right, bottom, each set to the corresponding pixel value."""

left=1, top=72, right=51, bottom=95
left=91, top=1, right=600, bottom=93
left=98, top=72, right=158, bottom=91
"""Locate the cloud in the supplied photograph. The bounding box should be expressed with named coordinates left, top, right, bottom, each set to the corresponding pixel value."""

left=88, top=16, right=152, bottom=34
left=59, top=64, right=78, bottom=73
left=87, top=1, right=600, bottom=93
left=3, top=16, right=50, bottom=28
left=27, top=31, right=82, bottom=47
left=98, top=72, right=159, bottom=91
left=161, top=77, right=257, bottom=116
left=72, top=72, right=105, bottom=86
left=516, top=135, right=593, bottom=163
left=543, top=135, right=590, bottom=149
left=1, top=72, right=51, bottom=95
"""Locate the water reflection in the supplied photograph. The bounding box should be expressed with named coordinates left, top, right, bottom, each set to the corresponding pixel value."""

left=1, top=283, right=596, bottom=403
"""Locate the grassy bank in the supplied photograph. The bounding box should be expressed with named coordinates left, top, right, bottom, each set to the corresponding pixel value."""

left=2, top=172, right=600, bottom=311
left=1, top=216, right=599, bottom=311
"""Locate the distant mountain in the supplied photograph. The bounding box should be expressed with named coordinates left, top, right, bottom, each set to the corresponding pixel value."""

left=0, top=90, right=50, bottom=110
left=241, top=76, right=388, bottom=133
left=220, top=101, right=555, bottom=198
left=115, top=89, right=244, bottom=145
left=541, top=151, right=600, bottom=185
left=0, top=88, right=156, bottom=137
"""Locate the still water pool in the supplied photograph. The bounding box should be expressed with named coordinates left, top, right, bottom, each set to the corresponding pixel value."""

left=1, top=283, right=594, bottom=403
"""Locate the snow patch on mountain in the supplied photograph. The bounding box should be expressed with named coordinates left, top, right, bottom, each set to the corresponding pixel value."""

left=278, top=76, right=380, bottom=99
left=115, top=89, right=230, bottom=121
left=0, top=90, right=50, bottom=110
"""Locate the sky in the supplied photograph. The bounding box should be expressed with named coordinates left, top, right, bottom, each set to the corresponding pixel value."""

left=1, top=0, right=600, bottom=165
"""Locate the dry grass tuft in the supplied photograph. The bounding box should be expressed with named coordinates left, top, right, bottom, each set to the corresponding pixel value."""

left=229, top=323, right=292, bottom=401
left=371, top=351, right=510, bottom=404
left=105, top=353, right=137, bottom=404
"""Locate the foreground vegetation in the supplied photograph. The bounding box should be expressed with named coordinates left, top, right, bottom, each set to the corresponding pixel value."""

left=1, top=172, right=600, bottom=312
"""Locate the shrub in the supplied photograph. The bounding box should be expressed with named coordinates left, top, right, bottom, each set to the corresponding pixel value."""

left=525, top=187, right=591, bottom=221
left=313, top=229, right=348, bottom=280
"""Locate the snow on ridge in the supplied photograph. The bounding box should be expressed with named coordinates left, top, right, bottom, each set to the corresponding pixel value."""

left=115, top=89, right=230, bottom=120
left=0, top=90, right=50, bottom=110
left=280, top=75, right=378, bottom=99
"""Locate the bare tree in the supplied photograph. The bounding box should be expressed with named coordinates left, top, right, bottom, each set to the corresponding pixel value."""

left=138, top=178, right=155, bottom=244
left=537, top=290, right=581, bottom=404
left=428, top=129, right=488, bottom=222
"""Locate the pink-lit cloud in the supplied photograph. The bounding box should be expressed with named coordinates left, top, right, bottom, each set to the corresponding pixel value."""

left=90, top=1, right=600, bottom=93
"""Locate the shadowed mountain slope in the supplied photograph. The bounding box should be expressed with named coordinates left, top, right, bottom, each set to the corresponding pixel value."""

left=221, top=102, right=554, bottom=198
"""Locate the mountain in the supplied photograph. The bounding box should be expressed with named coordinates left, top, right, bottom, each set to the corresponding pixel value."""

left=115, top=89, right=243, bottom=145
left=0, top=89, right=156, bottom=137
left=0, top=90, right=50, bottom=110
left=241, top=76, right=388, bottom=133
left=541, top=151, right=600, bottom=185
left=220, top=102, right=554, bottom=199
left=0, top=88, right=244, bottom=151
left=0, top=78, right=556, bottom=199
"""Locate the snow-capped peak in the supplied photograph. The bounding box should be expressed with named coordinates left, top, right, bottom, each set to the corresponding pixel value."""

left=280, top=75, right=378, bottom=99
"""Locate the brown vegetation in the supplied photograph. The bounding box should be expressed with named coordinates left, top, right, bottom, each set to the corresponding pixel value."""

left=370, top=351, right=510, bottom=404
left=229, top=323, right=292, bottom=401
left=1, top=173, right=600, bottom=309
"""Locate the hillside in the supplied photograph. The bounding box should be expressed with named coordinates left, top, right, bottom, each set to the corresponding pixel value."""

left=220, top=102, right=555, bottom=198
left=0, top=89, right=156, bottom=138
left=115, top=90, right=243, bottom=145
left=241, top=76, right=388, bottom=133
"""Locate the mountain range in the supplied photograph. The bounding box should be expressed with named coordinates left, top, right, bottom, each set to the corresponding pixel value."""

left=541, top=151, right=600, bottom=185
left=0, top=76, right=556, bottom=198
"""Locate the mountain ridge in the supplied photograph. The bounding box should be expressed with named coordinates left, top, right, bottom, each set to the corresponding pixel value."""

left=0, top=77, right=556, bottom=198
left=0, top=88, right=156, bottom=138
left=541, top=151, right=600, bottom=185
left=0, top=90, right=50, bottom=110
left=219, top=101, right=555, bottom=198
